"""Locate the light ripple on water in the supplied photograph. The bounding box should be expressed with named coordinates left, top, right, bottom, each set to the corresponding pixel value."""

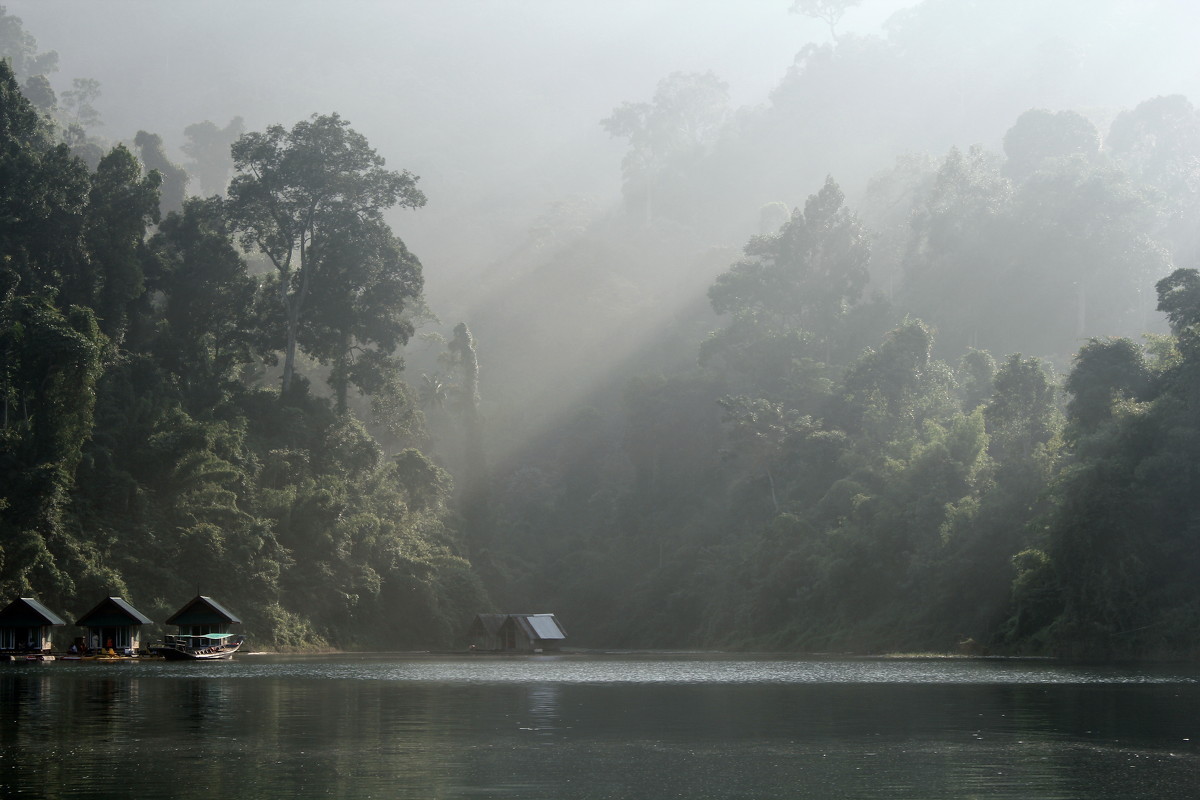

left=77, top=654, right=1200, bottom=686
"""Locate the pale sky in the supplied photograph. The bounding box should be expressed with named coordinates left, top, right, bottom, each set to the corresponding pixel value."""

left=7, top=0, right=1197, bottom=314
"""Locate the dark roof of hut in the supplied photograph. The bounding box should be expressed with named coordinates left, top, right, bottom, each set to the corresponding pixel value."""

left=0, top=598, right=66, bottom=627
left=470, top=613, right=508, bottom=636
left=75, top=597, right=152, bottom=627
left=165, top=595, right=241, bottom=626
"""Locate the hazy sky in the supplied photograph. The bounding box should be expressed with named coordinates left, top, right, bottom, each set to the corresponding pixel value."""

left=8, top=1, right=913, bottom=136
left=4, top=0, right=916, bottom=307
left=5, top=2, right=910, bottom=212
left=8, top=0, right=1199, bottom=323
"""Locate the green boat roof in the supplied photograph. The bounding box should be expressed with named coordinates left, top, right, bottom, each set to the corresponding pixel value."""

left=174, top=632, right=236, bottom=639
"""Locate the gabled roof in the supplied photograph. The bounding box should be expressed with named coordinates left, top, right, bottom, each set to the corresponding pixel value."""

left=75, top=597, right=152, bottom=627
left=0, top=598, right=66, bottom=627
left=504, top=613, right=567, bottom=641
left=165, top=595, right=241, bottom=626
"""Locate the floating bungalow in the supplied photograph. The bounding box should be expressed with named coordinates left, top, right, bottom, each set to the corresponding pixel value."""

left=74, top=597, right=152, bottom=654
left=156, top=595, right=244, bottom=659
left=165, top=595, right=241, bottom=640
left=0, top=598, right=66, bottom=658
left=467, top=613, right=566, bottom=652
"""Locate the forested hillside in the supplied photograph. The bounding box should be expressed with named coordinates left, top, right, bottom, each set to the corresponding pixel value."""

left=4, top=2, right=1200, bottom=657
left=0, top=53, right=485, bottom=648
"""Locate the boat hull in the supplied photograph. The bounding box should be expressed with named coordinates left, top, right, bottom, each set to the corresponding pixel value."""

left=153, top=636, right=244, bottom=661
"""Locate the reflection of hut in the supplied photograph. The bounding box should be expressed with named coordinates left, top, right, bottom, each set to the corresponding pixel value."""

left=0, top=598, right=65, bottom=655
left=165, top=595, right=241, bottom=647
left=468, top=613, right=566, bottom=652
left=75, top=597, right=152, bottom=654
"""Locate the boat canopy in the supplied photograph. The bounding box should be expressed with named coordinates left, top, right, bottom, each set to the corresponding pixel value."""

left=172, top=632, right=236, bottom=639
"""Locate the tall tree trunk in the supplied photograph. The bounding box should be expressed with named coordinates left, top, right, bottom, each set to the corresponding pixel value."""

left=282, top=233, right=314, bottom=395
left=282, top=302, right=300, bottom=394
left=451, top=323, right=490, bottom=555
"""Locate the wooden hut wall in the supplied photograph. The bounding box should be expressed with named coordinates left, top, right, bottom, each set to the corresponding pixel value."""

left=0, top=626, right=53, bottom=651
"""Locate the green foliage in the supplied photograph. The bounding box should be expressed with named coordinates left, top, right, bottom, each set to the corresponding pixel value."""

left=0, top=61, right=107, bottom=471
left=0, top=72, right=486, bottom=651
left=9, top=8, right=1200, bottom=661
left=1155, top=268, right=1200, bottom=337
left=984, top=354, right=1059, bottom=463
left=709, top=177, right=869, bottom=339
left=0, top=296, right=106, bottom=599
left=80, top=144, right=160, bottom=339
left=133, top=130, right=189, bottom=216
left=898, top=139, right=1170, bottom=360
left=228, top=113, right=426, bottom=395
left=999, top=268, right=1200, bottom=657
left=1064, top=338, right=1150, bottom=438
left=146, top=196, right=257, bottom=410
left=957, top=349, right=995, bottom=412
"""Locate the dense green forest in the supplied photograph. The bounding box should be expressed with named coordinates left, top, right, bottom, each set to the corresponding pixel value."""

left=4, top=3, right=1200, bottom=657
left=0, top=34, right=485, bottom=648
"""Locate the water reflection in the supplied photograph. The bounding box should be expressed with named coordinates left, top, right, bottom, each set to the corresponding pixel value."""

left=0, top=656, right=1196, bottom=799
left=523, top=683, right=562, bottom=735
left=192, top=652, right=1200, bottom=686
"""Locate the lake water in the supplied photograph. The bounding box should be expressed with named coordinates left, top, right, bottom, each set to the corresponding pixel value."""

left=2, top=653, right=1198, bottom=799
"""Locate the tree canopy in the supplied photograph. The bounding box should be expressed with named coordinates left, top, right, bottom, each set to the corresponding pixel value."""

left=227, top=113, right=426, bottom=397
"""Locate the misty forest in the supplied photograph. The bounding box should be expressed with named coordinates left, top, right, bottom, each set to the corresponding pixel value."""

left=5, top=0, right=1200, bottom=659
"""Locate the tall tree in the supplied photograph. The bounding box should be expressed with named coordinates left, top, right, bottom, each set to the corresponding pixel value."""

left=789, top=0, right=862, bottom=42
left=601, top=72, right=728, bottom=225
left=1156, top=267, right=1200, bottom=338
left=835, top=317, right=952, bottom=441
left=0, top=6, right=58, bottom=81
left=983, top=353, right=1059, bottom=463
left=299, top=212, right=423, bottom=414
left=0, top=60, right=89, bottom=300
left=182, top=116, right=245, bottom=197
left=708, top=176, right=870, bottom=364
left=227, top=113, right=425, bottom=394
left=448, top=322, right=489, bottom=553
left=59, top=77, right=101, bottom=131
left=1009, top=156, right=1168, bottom=349
left=1107, top=95, right=1200, bottom=206
left=76, top=144, right=161, bottom=340
left=134, top=130, right=189, bottom=216
left=1108, top=95, right=1200, bottom=265
left=901, top=146, right=1013, bottom=356
left=146, top=196, right=257, bottom=409
left=1002, top=108, right=1100, bottom=181
left=1063, top=338, right=1150, bottom=438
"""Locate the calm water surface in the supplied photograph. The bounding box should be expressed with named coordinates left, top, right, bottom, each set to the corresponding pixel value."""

left=1, top=653, right=1198, bottom=799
